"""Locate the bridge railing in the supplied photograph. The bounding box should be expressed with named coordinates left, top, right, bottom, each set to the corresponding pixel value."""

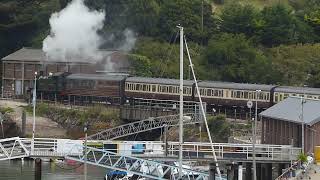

left=1, top=137, right=300, bottom=162
left=97, top=141, right=301, bottom=162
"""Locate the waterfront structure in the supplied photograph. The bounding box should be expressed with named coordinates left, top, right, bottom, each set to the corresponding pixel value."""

left=1, top=47, right=129, bottom=97
left=260, top=96, right=320, bottom=153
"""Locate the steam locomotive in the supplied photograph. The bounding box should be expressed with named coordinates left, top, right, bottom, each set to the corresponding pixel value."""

left=36, top=72, right=320, bottom=110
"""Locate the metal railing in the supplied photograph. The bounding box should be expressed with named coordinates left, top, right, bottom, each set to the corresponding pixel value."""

left=87, top=113, right=201, bottom=140
left=66, top=144, right=209, bottom=180
left=0, top=137, right=29, bottom=160
left=0, top=137, right=301, bottom=162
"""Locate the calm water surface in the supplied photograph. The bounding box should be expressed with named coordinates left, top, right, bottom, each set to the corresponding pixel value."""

left=0, top=159, right=106, bottom=180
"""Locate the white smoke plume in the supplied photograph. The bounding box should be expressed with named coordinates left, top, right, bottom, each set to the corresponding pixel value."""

left=43, top=0, right=105, bottom=61
left=118, top=29, right=136, bottom=52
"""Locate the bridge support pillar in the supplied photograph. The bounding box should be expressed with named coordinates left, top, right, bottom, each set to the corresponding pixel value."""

left=277, top=163, right=286, bottom=177
left=227, top=163, right=238, bottom=180
left=238, top=163, right=243, bottom=180
left=256, top=163, right=261, bottom=180
left=265, top=163, right=272, bottom=180
left=245, top=163, right=252, bottom=180
left=35, top=158, right=42, bottom=180
left=209, top=163, right=216, bottom=180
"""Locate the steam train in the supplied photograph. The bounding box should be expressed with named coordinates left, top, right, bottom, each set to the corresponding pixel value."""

left=36, top=72, right=320, bottom=110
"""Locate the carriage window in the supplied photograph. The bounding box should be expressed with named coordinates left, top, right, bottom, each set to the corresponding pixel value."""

left=207, top=89, right=212, bottom=96
left=200, top=88, right=205, bottom=96
left=136, top=84, right=141, bottom=91
left=259, top=92, right=264, bottom=100
left=244, top=92, right=249, bottom=99
left=274, top=93, right=279, bottom=102
left=152, top=85, right=157, bottom=92
left=235, top=91, right=240, bottom=98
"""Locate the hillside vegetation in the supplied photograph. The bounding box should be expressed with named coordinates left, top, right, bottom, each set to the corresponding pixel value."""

left=1, top=0, right=320, bottom=87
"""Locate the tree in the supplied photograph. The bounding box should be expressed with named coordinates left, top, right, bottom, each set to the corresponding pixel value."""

left=256, top=4, right=316, bottom=46
left=158, top=0, right=218, bottom=44
left=127, top=0, right=160, bottom=36
left=268, top=44, right=320, bottom=86
left=204, top=33, right=273, bottom=83
left=220, top=3, right=258, bottom=37
left=128, top=54, right=152, bottom=77
left=207, top=115, right=231, bottom=143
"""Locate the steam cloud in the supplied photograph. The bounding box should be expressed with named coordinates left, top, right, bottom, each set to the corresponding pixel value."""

left=43, top=0, right=105, bottom=61
left=42, top=0, right=136, bottom=73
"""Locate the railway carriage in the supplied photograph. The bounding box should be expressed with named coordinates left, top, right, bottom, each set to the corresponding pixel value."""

left=273, top=86, right=320, bottom=103
left=197, top=81, right=275, bottom=110
left=125, top=77, right=194, bottom=102
left=63, top=74, right=126, bottom=104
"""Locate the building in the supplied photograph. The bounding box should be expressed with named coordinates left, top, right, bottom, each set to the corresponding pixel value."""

left=1, top=47, right=129, bottom=97
left=260, top=97, right=320, bottom=153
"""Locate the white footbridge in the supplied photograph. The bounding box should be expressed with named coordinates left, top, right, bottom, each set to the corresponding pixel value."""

left=0, top=113, right=301, bottom=180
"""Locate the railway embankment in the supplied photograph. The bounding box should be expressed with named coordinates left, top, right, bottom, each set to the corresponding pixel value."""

left=22, top=103, right=122, bottom=139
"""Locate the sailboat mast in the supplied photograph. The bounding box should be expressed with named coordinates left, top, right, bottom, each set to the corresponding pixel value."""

left=178, top=25, right=184, bottom=178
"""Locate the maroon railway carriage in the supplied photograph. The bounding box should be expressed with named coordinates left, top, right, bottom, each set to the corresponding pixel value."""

left=63, top=74, right=126, bottom=104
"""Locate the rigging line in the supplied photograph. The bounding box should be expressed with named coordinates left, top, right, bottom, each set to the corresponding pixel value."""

left=159, top=32, right=179, bottom=77
left=184, top=36, right=222, bottom=180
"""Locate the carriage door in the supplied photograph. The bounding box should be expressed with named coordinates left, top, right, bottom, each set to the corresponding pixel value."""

left=15, top=80, right=22, bottom=95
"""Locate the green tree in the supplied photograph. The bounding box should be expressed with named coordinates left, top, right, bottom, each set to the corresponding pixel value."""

left=204, top=33, right=273, bottom=83
left=128, top=54, right=152, bottom=77
left=268, top=43, right=320, bottom=86
left=127, top=0, right=160, bottom=36
left=207, top=115, right=231, bottom=143
left=256, top=4, right=315, bottom=46
left=220, top=3, right=258, bottom=37
left=158, top=0, right=218, bottom=44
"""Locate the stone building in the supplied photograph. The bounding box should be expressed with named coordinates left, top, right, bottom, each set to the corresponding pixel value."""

left=260, top=96, right=320, bottom=153
left=1, top=47, right=129, bottom=97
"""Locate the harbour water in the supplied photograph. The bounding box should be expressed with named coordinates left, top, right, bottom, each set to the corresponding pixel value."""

left=0, top=159, right=106, bottom=180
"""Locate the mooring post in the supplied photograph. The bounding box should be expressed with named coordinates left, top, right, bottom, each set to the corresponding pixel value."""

left=164, top=124, right=168, bottom=157
left=21, top=110, right=26, bottom=137
left=209, top=162, right=216, bottom=180
left=35, top=158, right=42, bottom=180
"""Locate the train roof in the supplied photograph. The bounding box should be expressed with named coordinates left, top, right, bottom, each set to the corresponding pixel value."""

left=126, top=77, right=194, bottom=86
left=275, top=86, right=320, bottom=95
left=66, top=74, right=126, bottom=81
left=197, top=81, right=275, bottom=91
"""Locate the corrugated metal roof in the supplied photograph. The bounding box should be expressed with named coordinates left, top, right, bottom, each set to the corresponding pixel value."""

left=198, top=81, right=274, bottom=91
left=260, top=97, right=320, bottom=126
left=1, top=47, right=119, bottom=63
left=126, top=77, right=194, bottom=86
left=274, top=86, right=320, bottom=95
left=66, top=74, right=126, bottom=81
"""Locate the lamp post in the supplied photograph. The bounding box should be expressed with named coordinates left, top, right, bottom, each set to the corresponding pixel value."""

left=31, top=71, right=37, bottom=154
left=253, top=89, right=261, bottom=180
left=301, top=96, right=306, bottom=154
left=84, top=125, right=88, bottom=180
left=0, top=112, right=4, bottom=138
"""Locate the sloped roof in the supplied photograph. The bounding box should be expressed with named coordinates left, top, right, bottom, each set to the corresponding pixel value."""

left=198, top=81, right=274, bottom=91
left=260, top=97, right=320, bottom=126
left=126, top=76, right=195, bottom=86
left=1, top=47, right=120, bottom=63
left=66, top=73, right=126, bottom=81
